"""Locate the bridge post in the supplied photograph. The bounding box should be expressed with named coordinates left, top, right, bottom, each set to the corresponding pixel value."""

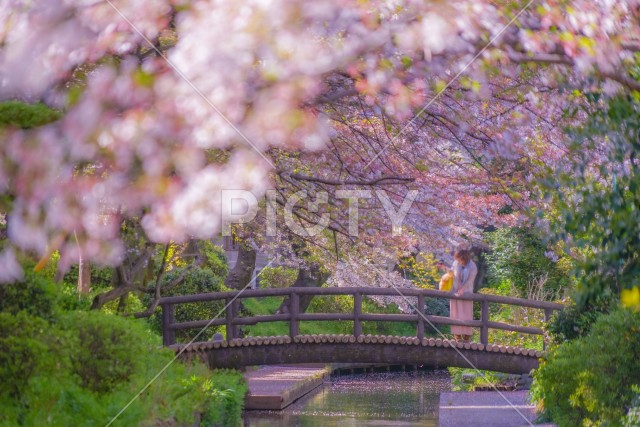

left=480, top=299, right=489, bottom=345
left=225, top=298, right=239, bottom=341
left=543, top=308, right=554, bottom=350
left=290, top=291, right=300, bottom=337
left=161, top=303, right=175, bottom=346
left=353, top=292, right=363, bottom=337
left=416, top=294, right=425, bottom=340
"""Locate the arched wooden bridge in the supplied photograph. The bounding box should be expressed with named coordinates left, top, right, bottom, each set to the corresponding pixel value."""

left=159, top=287, right=564, bottom=374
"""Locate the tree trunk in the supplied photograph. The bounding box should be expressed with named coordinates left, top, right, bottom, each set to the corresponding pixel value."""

left=185, top=239, right=205, bottom=266
left=277, top=264, right=328, bottom=314
left=472, top=247, right=488, bottom=292
left=91, top=267, right=129, bottom=309
left=78, top=257, right=91, bottom=295
left=224, top=245, right=257, bottom=290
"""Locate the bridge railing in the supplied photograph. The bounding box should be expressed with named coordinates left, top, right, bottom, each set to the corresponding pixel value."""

left=158, top=287, right=564, bottom=347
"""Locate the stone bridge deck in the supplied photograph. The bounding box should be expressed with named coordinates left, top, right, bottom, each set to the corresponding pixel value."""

left=174, top=334, right=544, bottom=374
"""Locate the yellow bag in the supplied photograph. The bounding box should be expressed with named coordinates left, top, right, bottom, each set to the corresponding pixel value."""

left=439, top=272, right=453, bottom=292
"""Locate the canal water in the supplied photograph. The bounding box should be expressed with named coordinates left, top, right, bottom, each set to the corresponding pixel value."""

left=243, top=370, right=451, bottom=426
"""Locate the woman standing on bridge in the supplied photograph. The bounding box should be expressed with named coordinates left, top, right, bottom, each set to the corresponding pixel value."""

left=450, top=248, right=477, bottom=342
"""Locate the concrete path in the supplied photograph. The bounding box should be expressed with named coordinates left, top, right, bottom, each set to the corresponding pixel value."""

left=439, top=391, right=552, bottom=427
left=244, top=364, right=330, bottom=410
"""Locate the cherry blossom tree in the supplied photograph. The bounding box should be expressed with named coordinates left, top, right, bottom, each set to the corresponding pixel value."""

left=1, top=0, right=638, bottom=285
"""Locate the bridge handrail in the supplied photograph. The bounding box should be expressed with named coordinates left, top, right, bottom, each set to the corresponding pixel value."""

left=158, top=287, right=564, bottom=310
left=158, top=287, right=564, bottom=346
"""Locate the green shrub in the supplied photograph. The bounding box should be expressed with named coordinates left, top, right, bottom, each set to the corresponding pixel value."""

left=546, top=293, right=615, bottom=344
left=199, top=369, right=248, bottom=426
left=307, top=294, right=353, bottom=313
left=0, top=310, right=246, bottom=426
left=259, top=266, right=298, bottom=288
left=60, top=311, right=151, bottom=393
left=200, top=241, right=229, bottom=278
left=484, top=227, right=572, bottom=295
left=0, top=312, right=57, bottom=399
left=0, top=267, right=95, bottom=316
left=0, top=270, right=246, bottom=426
left=0, top=269, right=59, bottom=320
left=145, top=266, right=225, bottom=342
left=532, top=307, right=640, bottom=426
left=424, top=297, right=449, bottom=317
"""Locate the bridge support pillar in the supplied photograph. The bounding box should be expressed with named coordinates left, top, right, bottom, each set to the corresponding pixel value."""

left=480, top=300, right=489, bottom=345
left=353, top=293, right=362, bottom=337
left=290, top=292, right=299, bottom=337
left=161, top=303, right=175, bottom=346
left=417, top=295, right=425, bottom=340
left=226, top=299, right=240, bottom=341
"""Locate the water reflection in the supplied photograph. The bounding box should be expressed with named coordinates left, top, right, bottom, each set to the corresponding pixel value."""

left=244, top=370, right=451, bottom=426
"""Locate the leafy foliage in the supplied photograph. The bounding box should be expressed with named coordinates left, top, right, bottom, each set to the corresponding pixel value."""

left=0, top=312, right=54, bottom=399
left=0, top=269, right=59, bottom=320
left=200, top=241, right=229, bottom=278
left=62, top=263, right=114, bottom=291
left=62, top=312, right=147, bottom=393
left=259, top=266, right=298, bottom=288
left=0, top=101, right=61, bottom=129
left=543, top=96, right=640, bottom=307
left=484, top=227, right=572, bottom=296
left=0, top=268, right=90, bottom=319
left=396, top=252, right=440, bottom=289
left=0, top=272, right=246, bottom=426
left=145, top=266, right=225, bottom=342
left=532, top=307, right=640, bottom=426
left=448, top=367, right=514, bottom=392
left=477, top=287, right=546, bottom=350
left=546, top=293, right=616, bottom=344
left=3, top=0, right=638, bottom=287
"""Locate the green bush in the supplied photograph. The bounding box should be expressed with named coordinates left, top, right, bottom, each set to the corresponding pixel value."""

left=61, top=311, right=150, bottom=393
left=199, top=369, right=248, bottom=426
left=145, top=266, right=225, bottom=342
left=0, top=271, right=247, bottom=426
left=0, top=269, right=61, bottom=320
left=484, top=227, right=572, bottom=295
left=259, top=266, right=298, bottom=288
left=200, top=241, right=229, bottom=278
left=0, top=268, right=94, bottom=316
left=0, top=312, right=57, bottom=399
left=0, top=310, right=247, bottom=426
left=546, top=292, right=615, bottom=344
left=307, top=294, right=353, bottom=313
left=532, top=307, right=640, bottom=426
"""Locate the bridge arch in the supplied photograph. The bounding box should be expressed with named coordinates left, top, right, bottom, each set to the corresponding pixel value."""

left=175, top=335, right=543, bottom=374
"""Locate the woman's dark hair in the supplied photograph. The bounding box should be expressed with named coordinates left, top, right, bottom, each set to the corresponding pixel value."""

left=454, top=249, right=471, bottom=263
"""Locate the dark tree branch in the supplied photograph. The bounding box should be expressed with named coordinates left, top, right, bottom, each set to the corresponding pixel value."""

left=286, top=172, right=414, bottom=186
left=132, top=243, right=170, bottom=318
left=508, top=50, right=640, bottom=91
